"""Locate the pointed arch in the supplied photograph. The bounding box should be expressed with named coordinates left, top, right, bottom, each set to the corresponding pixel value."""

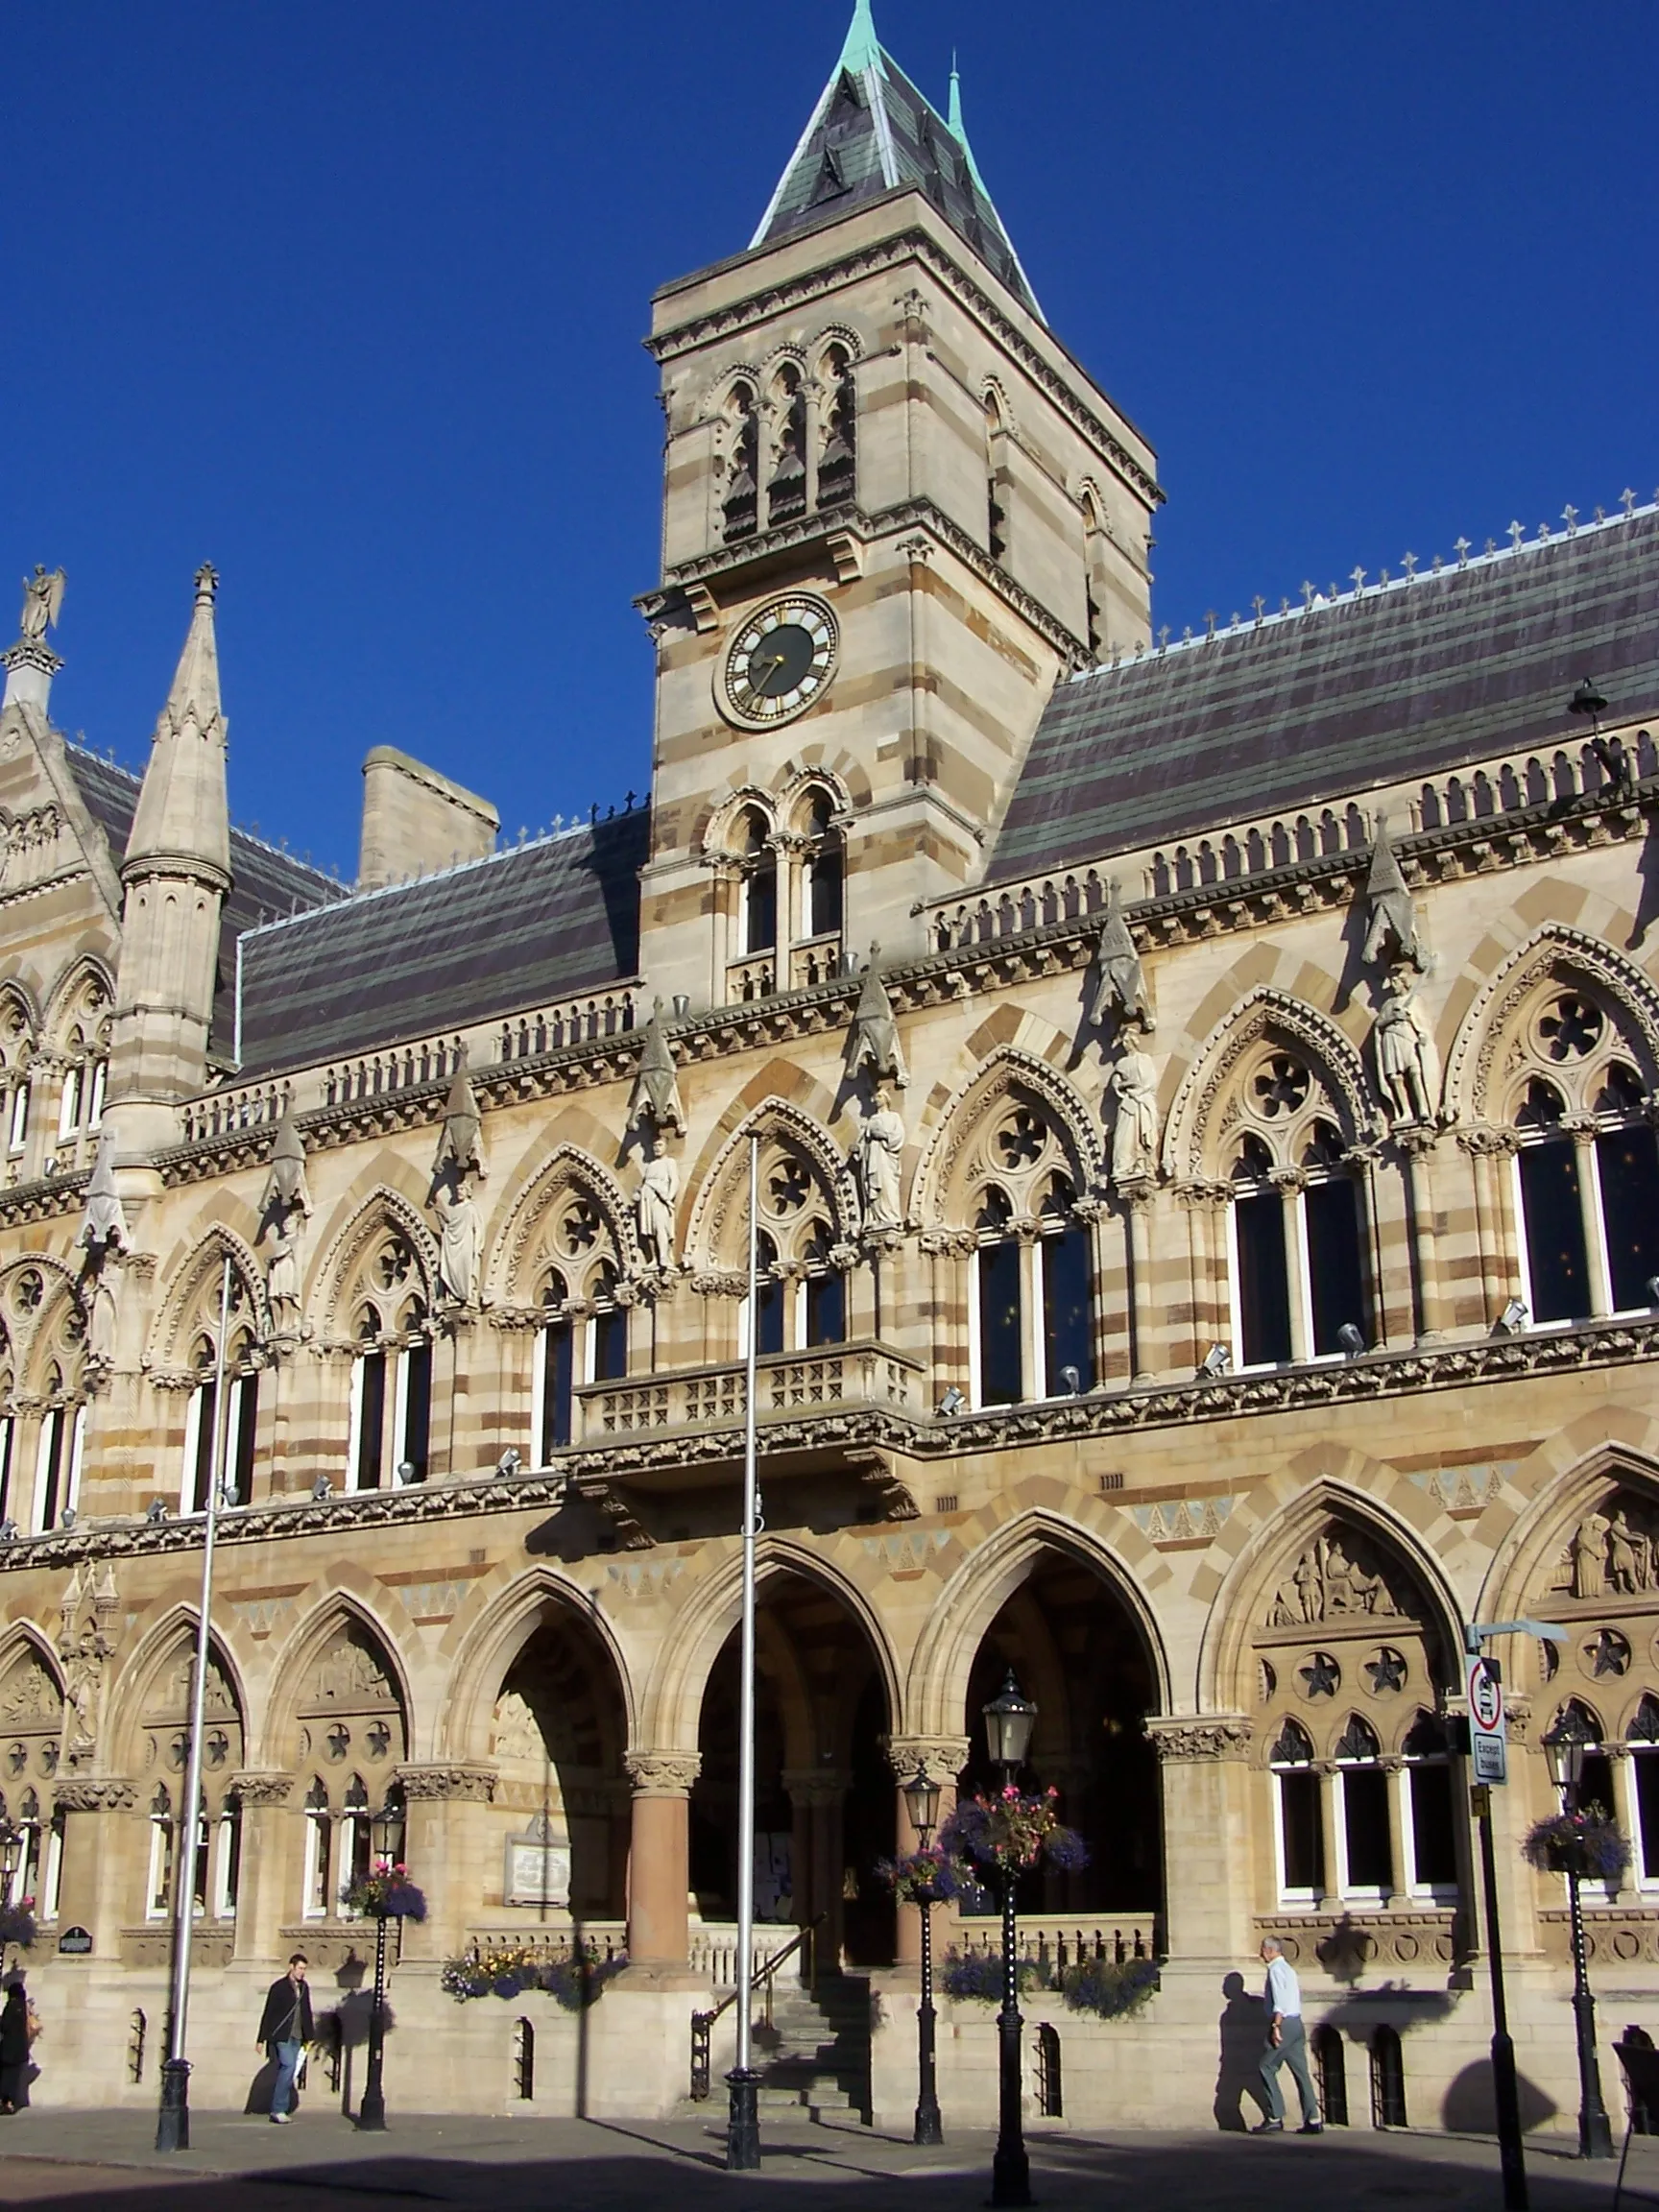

left=1443, top=924, right=1659, bottom=1122
left=488, top=1142, right=641, bottom=1307
left=438, top=1565, right=639, bottom=1760
left=310, top=1186, right=439, bottom=1342
left=148, top=1224, right=266, bottom=1374
left=104, top=1602, right=249, bottom=1775
left=0, top=1623, right=64, bottom=1702
left=683, top=1094, right=856, bottom=1269
left=1162, top=987, right=1376, bottom=1182
left=1478, top=1442, right=1659, bottom=1638
left=256, top=1592, right=412, bottom=1770
left=910, top=1046, right=1102, bottom=1229
left=41, top=952, right=114, bottom=1048
left=905, top=1508, right=1171, bottom=1740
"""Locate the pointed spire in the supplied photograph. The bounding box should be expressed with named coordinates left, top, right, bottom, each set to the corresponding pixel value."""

left=77, top=1128, right=129, bottom=1254
left=260, top=1093, right=313, bottom=1217
left=1360, top=817, right=1426, bottom=972
left=946, top=56, right=989, bottom=195
left=123, top=565, right=229, bottom=881
left=432, top=1048, right=487, bottom=1180
left=630, top=999, right=685, bottom=1135
left=838, top=0, right=883, bottom=75
left=845, top=944, right=908, bottom=1089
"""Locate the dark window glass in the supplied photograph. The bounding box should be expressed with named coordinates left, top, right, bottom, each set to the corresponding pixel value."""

left=1579, top=1749, right=1615, bottom=1823
left=805, top=1272, right=844, bottom=1348
left=541, top=1319, right=573, bottom=1455
left=1598, top=1126, right=1659, bottom=1310
left=1341, top=1764, right=1392, bottom=1890
left=593, top=1305, right=629, bottom=1381
left=1636, top=1751, right=1659, bottom=1878
left=38, top=1407, right=64, bottom=1529
left=401, top=1340, right=431, bottom=1479
left=1042, top=1225, right=1094, bottom=1394
left=977, top=1239, right=1022, bottom=1405
left=1408, top=1764, right=1457, bottom=1887
left=754, top=1277, right=784, bottom=1358
left=355, top=1352, right=386, bottom=1490
left=1307, top=1177, right=1369, bottom=1355
left=745, top=859, right=777, bottom=954
left=0, top=1419, right=12, bottom=1523
left=808, top=845, right=843, bottom=937
left=1311, top=2024, right=1349, bottom=2128
left=1237, top=1191, right=1292, bottom=1364
left=190, top=1381, right=217, bottom=1513
left=231, top=1373, right=258, bottom=1503
left=1519, top=1139, right=1589, bottom=1321
left=1279, top=1768, right=1323, bottom=1892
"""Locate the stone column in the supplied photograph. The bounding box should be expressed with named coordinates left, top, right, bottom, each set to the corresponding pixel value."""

left=1609, top=1747, right=1641, bottom=1902
left=1146, top=1718, right=1255, bottom=1963
left=1317, top=1764, right=1342, bottom=1906
left=623, top=1750, right=700, bottom=1980
left=1121, top=1180, right=1156, bottom=1381
left=1457, top=1125, right=1520, bottom=1321
left=225, top=1773, right=293, bottom=1961
left=1382, top=1758, right=1410, bottom=1903
left=1568, top=1120, right=1613, bottom=1315
left=395, top=1764, right=496, bottom=1962
left=1398, top=1128, right=1448, bottom=1341
left=885, top=1737, right=969, bottom=1971
left=50, top=1776, right=138, bottom=1957
left=1272, top=1171, right=1311, bottom=1360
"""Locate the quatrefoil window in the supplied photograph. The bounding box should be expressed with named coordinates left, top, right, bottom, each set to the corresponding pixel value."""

left=996, top=1109, right=1047, bottom=1170
left=766, top=1160, right=811, bottom=1216
left=1536, top=994, right=1603, bottom=1063
left=559, top=1201, right=600, bottom=1256
left=13, top=1271, right=42, bottom=1315
left=1251, top=1056, right=1310, bottom=1118
left=375, top=1238, right=414, bottom=1291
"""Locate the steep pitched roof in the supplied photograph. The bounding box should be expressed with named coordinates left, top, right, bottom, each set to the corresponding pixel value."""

left=990, top=506, right=1659, bottom=883
left=231, top=809, right=648, bottom=1078
left=63, top=746, right=344, bottom=1059
left=753, top=1, right=1040, bottom=318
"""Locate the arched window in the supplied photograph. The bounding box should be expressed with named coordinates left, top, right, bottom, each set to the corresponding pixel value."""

left=1040, top=1172, right=1094, bottom=1396
left=728, top=1143, right=848, bottom=1358
left=301, top=1777, right=331, bottom=1918
left=742, top=1231, right=785, bottom=1358
left=803, top=791, right=843, bottom=944
left=966, top=1106, right=1096, bottom=1407
left=765, top=364, right=806, bottom=527
left=721, top=381, right=758, bottom=542
left=1310, top=2023, right=1348, bottom=2128
left=180, top=1281, right=260, bottom=1513
left=984, top=391, right=1008, bottom=564
left=800, top=1218, right=845, bottom=1349
left=216, top=1793, right=243, bottom=1919
left=339, top=1773, right=373, bottom=1911
left=974, top=1187, right=1022, bottom=1407
left=147, top=1784, right=174, bottom=1920
left=1333, top=1713, right=1390, bottom=1900
left=345, top=1236, right=433, bottom=1490
left=1370, top=2026, right=1407, bottom=2128
left=736, top=808, right=777, bottom=957
left=0, top=1346, right=14, bottom=1527
left=589, top=1262, right=629, bottom=1383
left=32, top=1348, right=84, bottom=1535
left=1401, top=1712, right=1457, bottom=1895
left=1512, top=1025, right=1659, bottom=1323
left=1628, top=1695, right=1659, bottom=1888
left=1546, top=1698, right=1614, bottom=1826
left=534, top=1269, right=574, bottom=1460
left=1270, top=1719, right=1323, bottom=1903
left=0, top=997, right=33, bottom=1169
left=817, top=345, right=856, bottom=512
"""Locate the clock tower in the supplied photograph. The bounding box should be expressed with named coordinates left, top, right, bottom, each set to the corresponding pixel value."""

left=637, top=0, right=1161, bottom=1012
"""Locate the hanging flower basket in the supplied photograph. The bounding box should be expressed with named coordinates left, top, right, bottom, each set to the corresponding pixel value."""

left=875, top=1845, right=974, bottom=1907
left=440, top=1941, right=626, bottom=2008
left=344, top=1861, right=427, bottom=1921
left=0, top=1901, right=36, bottom=1951
left=938, top=1787, right=1090, bottom=1880
left=1521, top=1809, right=1631, bottom=1883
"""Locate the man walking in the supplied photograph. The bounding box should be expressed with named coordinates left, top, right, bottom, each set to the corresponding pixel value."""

left=255, top=1953, right=313, bottom=2124
left=1254, top=1936, right=1323, bottom=2134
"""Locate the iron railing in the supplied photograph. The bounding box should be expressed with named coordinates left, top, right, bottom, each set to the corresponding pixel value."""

left=688, top=1915, right=821, bottom=2102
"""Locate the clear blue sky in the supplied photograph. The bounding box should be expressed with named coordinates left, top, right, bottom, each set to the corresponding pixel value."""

left=9, top=0, right=1656, bottom=879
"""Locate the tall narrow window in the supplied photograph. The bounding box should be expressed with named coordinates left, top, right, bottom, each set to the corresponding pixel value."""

left=1233, top=1139, right=1291, bottom=1366
left=1303, top=1124, right=1370, bottom=1354
left=590, top=1266, right=629, bottom=1381
left=738, top=810, right=777, bottom=956
left=721, top=382, right=758, bottom=542
left=228, top=1372, right=258, bottom=1504
left=535, top=1272, right=574, bottom=1459
left=0, top=1412, right=14, bottom=1525
left=1334, top=1714, right=1391, bottom=1897
left=34, top=1402, right=68, bottom=1533
left=8, top=1077, right=29, bottom=1155
left=801, top=1222, right=845, bottom=1349
left=817, top=345, right=856, bottom=511
left=765, top=365, right=806, bottom=526
left=396, top=1325, right=432, bottom=1482
left=1040, top=1177, right=1094, bottom=1394
left=56, top=1066, right=83, bottom=1146
left=1402, top=1713, right=1457, bottom=1893
left=349, top=1308, right=387, bottom=1491
left=805, top=793, right=844, bottom=940
left=340, top=1775, right=372, bottom=1911
left=1629, top=1696, right=1659, bottom=1887
left=974, top=1190, right=1022, bottom=1407
left=302, top=1778, right=331, bottom=1918
left=984, top=392, right=1008, bottom=563
left=147, top=1786, right=174, bottom=1919
left=1271, top=1719, right=1323, bottom=1902
left=1516, top=1079, right=1589, bottom=1321
left=40, top=1808, right=63, bottom=1923
left=1593, top=1067, right=1659, bottom=1310
left=216, top=1797, right=242, bottom=1920
left=743, top=1233, right=784, bottom=1358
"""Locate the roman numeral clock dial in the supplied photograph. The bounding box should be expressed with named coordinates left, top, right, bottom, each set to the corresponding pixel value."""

left=718, top=594, right=838, bottom=730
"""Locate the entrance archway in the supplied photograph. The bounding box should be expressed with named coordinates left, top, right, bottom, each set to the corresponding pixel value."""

left=690, top=1570, right=896, bottom=1967
left=489, top=1606, right=630, bottom=1920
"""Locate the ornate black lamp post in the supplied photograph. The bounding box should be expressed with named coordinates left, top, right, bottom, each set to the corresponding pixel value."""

left=357, top=1797, right=404, bottom=2133
left=901, top=1763, right=944, bottom=2147
left=983, top=1670, right=1038, bottom=2209
left=1542, top=1708, right=1615, bottom=2160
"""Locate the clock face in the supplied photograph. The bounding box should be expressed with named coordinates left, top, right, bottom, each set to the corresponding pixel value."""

left=720, top=596, right=838, bottom=729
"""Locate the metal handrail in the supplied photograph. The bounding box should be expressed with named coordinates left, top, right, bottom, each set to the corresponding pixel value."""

left=689, top=1915, right=823, bottom=2102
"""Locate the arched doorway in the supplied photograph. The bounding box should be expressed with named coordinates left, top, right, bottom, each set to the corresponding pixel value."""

left=690, top=1571, right=896, bottom=1967
left=957, top=1550, right=1160, bottom=1917
left=489, top=1608, right=629, bottom=1919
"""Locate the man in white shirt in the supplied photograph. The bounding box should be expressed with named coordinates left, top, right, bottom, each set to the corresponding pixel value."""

left=1255, top=1936, right=1323, bottom=2134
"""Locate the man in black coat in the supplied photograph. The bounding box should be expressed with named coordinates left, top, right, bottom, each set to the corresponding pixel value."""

left=255, top=1953, right=313, bottom=2123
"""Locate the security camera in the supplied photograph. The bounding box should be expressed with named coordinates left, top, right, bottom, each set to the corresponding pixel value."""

left=0, top=1521, right=17, bottom=1545
left=1060, top=1365, right=1081, bottom=1395
left=312, top=1476, right=333, bottom=1501
left=1198, top=1343, right=1231, bottom=1378
left=58, top=1508, right=76, bottom=1531
left=937, top=1386, right=966, bottom=1416
left=1496, top=1298, right=1529, bottom=1334
left=1336, top=1323, right=1365, bottom=1357
left=495, top=1448, right=522, bottom=1479
left=1647, top=1276, right=1659, bottom=1309
left=145, top=1498, right=168, bottom=1525
left=396, top=1459, right=418, bottom=1487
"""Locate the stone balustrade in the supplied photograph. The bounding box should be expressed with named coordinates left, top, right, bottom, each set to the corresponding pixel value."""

left=576, top=1338, right=924, bottom=1441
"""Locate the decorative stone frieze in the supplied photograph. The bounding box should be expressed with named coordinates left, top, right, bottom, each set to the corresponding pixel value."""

left=886, top=1737, right=970, bottom=1788
left=623, top=1750, right=701, bottom=1796
left=1145, top=1716, right=1252, bottom=1765
left=228, top=1771, right=292, bottom=1807
left=53, top=1776, right=137, bottom=1813
left=397, top=1764, right=496, bottom=1802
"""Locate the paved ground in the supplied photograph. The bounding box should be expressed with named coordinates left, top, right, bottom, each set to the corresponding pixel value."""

left=0, top=2112, right=1655, bottom=2212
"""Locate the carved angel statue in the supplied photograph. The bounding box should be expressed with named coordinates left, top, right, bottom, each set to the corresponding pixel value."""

left=17, top=565, right=64, bottom=644
left=77, top=1128, right=128, bottom=1253
left=1108, top=1044, right=1160, bottom=1182
left=845, top=947, right=907, bottom=1089
left=852, top=1082, right=905, bottom=1232
left=1373, top=973, right=1439, bottom=1125
left=1088, top=878, right=1153, bottom=1033
left=630, top=1001, right=685, bottom=1135
left=1360, top=820, right=1426, bottom=972
left=636, top=1135, right=680, bottom=1269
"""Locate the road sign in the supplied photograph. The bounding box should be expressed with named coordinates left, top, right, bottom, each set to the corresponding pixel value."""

left=1468, top=1655, right=1507, bottom=1784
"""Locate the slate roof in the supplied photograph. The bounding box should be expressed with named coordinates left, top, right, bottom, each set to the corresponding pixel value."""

left=990, top=506, right=1659, bottom=884
left=231, top=810, right=648, bottom=1078
left=754, top=12, right=1040, bottom=318
left=63, top=746, right=344, bottom=1060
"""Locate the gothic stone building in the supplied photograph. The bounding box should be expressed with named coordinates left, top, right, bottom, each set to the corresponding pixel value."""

left=2, top=2, right=1659, bottom=2135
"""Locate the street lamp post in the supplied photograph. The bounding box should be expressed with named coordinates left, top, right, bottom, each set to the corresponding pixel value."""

left=901, top=1764, right=943, bottom=2147
left=1542, top=1708, right=1615, bottom=2160
left=357, top=1797, right=404, bottom=2133
left=982, top=1671, right=1038, bottom=2210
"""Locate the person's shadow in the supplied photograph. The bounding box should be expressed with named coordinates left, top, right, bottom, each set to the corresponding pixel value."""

left=1214, top=1971, right=1271, bottom=2131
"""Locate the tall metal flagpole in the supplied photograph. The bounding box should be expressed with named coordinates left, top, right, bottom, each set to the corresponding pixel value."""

left=156, top=1254, right=233, bottom=2152
left=726, top=1135, right=762, bottom=2170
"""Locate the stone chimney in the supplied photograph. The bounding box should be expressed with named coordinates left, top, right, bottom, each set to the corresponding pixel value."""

left=357, top=747, right=498, bottom=889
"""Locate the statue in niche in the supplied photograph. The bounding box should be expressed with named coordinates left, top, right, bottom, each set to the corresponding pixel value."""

left=81, top=1255, right=119, bottom=1368
left=17, top=566, right=64, bottom=644
left=433, top=1177, right=481, bottom=1306
left=1108, top=1042, right=1160, bottom=1182
left=1373, top=973, right=1439, bottom=1125
left=851, top=1081, right=905, bottom=1232
left=259, top=1099, right=312, bottom=1334
left=313, top=1634, right=392, bottom=1710
left=264, top=1212, right=302, bottom=1334
left=1571, top=1510, right=1612, bottom=1599
left=1608, top=1509, right=1653, bottom=1595
left=1266, top=1532, right=1400, bottom=1626
left=636, top=1134, right=679, bottom=1270
left=845, top=948, right=907, bottom=1090
left=1088, top=878, right=1153, bottom=1034
left=1361, top=820, right=1427, bottom=973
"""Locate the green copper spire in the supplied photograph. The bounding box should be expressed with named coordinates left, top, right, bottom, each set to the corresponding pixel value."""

left=838, top=0, right=883, bottom=75
left=947, top=56, right=990, bottom=195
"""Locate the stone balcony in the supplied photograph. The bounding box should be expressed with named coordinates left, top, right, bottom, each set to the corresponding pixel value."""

left=575, top=1339, right=925, bottom=1454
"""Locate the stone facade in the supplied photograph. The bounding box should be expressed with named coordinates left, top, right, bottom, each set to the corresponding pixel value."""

left=0, top=2, right=1657, bottom=2140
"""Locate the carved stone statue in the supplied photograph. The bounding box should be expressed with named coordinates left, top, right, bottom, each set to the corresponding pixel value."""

left=1571, top=1510, right=1611, bottom=1599
left=84, top=1262, right=119, bottom=1365
left=630, top=1000, right=685, bottom=1135
left=636, top=1135, right=679, bottom=1269
left=260, top=1095, right=312, bottom=1217
left=264, top=1212, right=303, bottom=1334
left=1088, top=878, right=1153, bottom=1033
left=852, top=1082, right=905, bottom=1232
left=17, top=566, right=64, bottom=644
left=845, top=948, right=907, bottom=1089
left=1361, top=821, right=1426, bottom=972
left=77, top=1128, right=128, bottom=1253
left=1108, top=1044, right=1160, bottom=1181
left=1608, top=1509, right=1652, bottom=1595
left=1373, top=974, right=1439, bottom=1125
left=433, top=1055, right=487, bottom=1181
left=433, top=1179, right=482, bottom=1305
left=1266, top=1532, right=1401, bottom=1626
